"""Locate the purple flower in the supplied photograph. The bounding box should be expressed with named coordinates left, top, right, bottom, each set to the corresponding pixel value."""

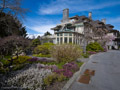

left=103, top=46, right=107, bottom=52
left=63, top=62, right=79, bottom=72
left=63, top=70, right=73, bottom=78
left=28, top=57, right=38, bottom=62
left=51, top=65, right=58, bottom=71
left=54, top=69, right=65, bottom=74
left=87, top=51, right=96, bottom=54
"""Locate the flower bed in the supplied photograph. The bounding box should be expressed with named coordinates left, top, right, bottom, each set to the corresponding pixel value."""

left=4, top=65, right=52, bottom=90
left=53, top=62, right=79, bottom=78
left=28, top=57, right=53, bottom=63
left=2, top=60, right=83, bottom=90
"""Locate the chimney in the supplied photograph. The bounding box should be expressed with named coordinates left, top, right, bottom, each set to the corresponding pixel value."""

left=88, top=12, right=92, bottom=19
left=62, top=8, right=69, bottom=23
left=101, top=19, right=106, bottom=24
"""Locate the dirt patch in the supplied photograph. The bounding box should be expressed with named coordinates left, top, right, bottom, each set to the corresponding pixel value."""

left=78, top=69, right=95, bottom=84
left=78, top=75, right=91, bottom=84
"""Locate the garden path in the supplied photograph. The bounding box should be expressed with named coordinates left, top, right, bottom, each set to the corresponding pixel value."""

left=69, top=50, right=120, bottom=90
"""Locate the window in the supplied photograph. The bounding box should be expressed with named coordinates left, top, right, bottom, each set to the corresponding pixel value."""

left=69, top=33, right=72, bottom=36
left=76, top=38, right=77, bottom=44
left=64, top=37, right=67, bottom=43
left=57, top=38, right=59, bottom=44
left=60, top=37, right=63, bottom=44
left=64, top=33, right=68, bottom=36
left=57, top=33, right=59, bottom=36
left=69, top=38, right=72, bottom=43
left=60, top=33, right=62, bottom=36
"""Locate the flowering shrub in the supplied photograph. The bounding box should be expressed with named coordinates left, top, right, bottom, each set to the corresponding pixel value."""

left=103, top=46, right=108, bottom=52
left=104, top=34, right=115, bottom=42
left=63, top=70, right=73, bottom=78
left=50, top=44, right=82, bottom=63
left=54, top=69, right=73, bottom=78
left=63, top=62, right=79, bottom=72
left=54, top=62, right=79, bottom=78
left=5, top=66, right=52, bottom=90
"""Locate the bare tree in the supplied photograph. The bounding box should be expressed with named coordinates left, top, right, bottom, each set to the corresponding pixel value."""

left=92, top=22, right=108, bottom=46
left=83, top=21, right=94, bottom=53
left=0, top=0, right=28, bottom=20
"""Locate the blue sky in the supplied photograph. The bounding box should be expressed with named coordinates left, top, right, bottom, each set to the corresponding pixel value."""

left=21, top=0, right=120, bottom=37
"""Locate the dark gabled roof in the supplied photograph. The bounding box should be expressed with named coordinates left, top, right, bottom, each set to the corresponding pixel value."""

left=106, top=24, right=114, bottom=27
left=74, top=15, right=90, bottom=24
left=69, top=15, right=79, bottom=20
left=105, top=24, right=114, bottom=31
left=90, top=20, right=104, bottom=28
left=109, top=29, right=119, bottom=33
left=51, top=25, right=62, bottom=30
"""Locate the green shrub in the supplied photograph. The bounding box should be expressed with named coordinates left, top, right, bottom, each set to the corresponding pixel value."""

left=0, top=62, right=9, bottom=74
left=12, top=64, right=25, bottom=71
left=50, top=44, right=82, bottom=63
left=43, top=73, right=57, bottom=86
left=31, top=38, right=41, bottom=47
left=82, top=53, right=90, bottom=58
left=76, top=62, right=84, bottom=67
left=0, top=59, right=10, bottom=66
left=57, top=74, right=67, bottom=82
left=0, top=68, right=6, bottom=74
left=86, top=42, right=104, bottom=52
left=33, top=43, right=54, bottom=55
left=43, top=73, right=67, bottom=86
left=33, top=53, right=51, bottom=58
left=13, top=56, right=31, bottom=65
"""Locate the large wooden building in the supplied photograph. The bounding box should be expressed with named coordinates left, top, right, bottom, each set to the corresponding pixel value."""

left=51, top=8, right=119, bottom=49
left=51, top=9, right=94, bottom=46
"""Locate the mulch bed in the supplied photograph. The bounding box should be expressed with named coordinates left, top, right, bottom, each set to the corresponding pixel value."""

left=78, top=74, right=91, bottom=84
left=78, top=69, right=95, bottom=84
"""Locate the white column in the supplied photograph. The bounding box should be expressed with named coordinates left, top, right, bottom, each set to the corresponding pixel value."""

left=56, top=35, right=57, bottom=44
left=59, top=35, right=60, bottom=44
left=63, top=33, right=64, bottom=44
left=72, top=34, right=73, bottom=44
left=67, top=36, right=69, bottom=43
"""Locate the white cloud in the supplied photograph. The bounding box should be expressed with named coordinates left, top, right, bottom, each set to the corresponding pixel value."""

left=107, top=17, right=120, bottom=24
left=106, top=17, right=120, bottom=30
left=38, top=0, right=120, bottom=15
left=27, top=24, right=55, bottom=36
left=27, top=33, right=41, bottom=39
left=24, top=17, right=58, bottom=36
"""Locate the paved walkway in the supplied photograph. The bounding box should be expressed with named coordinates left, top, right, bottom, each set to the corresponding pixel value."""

left=69, top=50, right=120, bottom=90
